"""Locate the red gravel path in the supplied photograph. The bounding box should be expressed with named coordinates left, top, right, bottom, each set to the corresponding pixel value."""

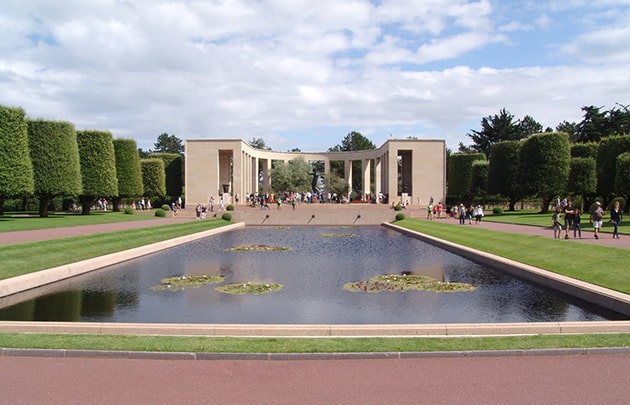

left=1, top=353, right=629, bottom=404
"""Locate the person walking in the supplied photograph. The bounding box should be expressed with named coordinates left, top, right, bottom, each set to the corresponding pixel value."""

left=573, top=208, right=582, bottom=239
left=590, top=201, right=605, bottom=240
left=610, top=200, right=623, bottom=239
left=562, top=200, right=575, bottom=239
left=552, top=210, right=563, bottom=239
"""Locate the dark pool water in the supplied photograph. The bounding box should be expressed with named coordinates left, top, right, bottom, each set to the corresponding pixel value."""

left=0, top=226, right=622, bottom=324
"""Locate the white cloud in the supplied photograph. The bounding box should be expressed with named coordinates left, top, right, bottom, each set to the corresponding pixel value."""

left=0, top=0, right=628, bottom=153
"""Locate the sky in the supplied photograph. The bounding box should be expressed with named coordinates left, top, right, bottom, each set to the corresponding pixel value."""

left=1, top=0, right=630, bottom=153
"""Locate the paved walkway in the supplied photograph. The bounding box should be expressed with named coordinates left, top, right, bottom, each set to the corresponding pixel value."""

left=1, top=206, right=629, bottom=403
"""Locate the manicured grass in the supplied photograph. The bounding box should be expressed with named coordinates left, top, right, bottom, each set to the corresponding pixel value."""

left=0, top=210, right=161, bottom=232
left=395, top=218, right=630, bottom=294
left=0, top=219, right=229, bottom=280
left=0, top=333, right=628, bottom=353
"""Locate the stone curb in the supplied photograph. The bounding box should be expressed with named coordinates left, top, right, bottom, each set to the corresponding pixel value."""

left=384, top=222, right=630, bottom=317
left=2, top=347, right=629, bottom=360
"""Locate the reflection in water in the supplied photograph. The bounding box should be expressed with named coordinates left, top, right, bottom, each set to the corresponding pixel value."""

left=0, top=226, right=624, bottom=324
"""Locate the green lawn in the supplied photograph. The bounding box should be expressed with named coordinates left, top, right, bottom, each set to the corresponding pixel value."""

left=1, top=211, right=628, bottom=354
left=394, top=218, right=630, bottom=294
left=0, top=219, right=229, bottom=279
left=0, top=210, right=161, bottom=232
left=0, top=333, right=628, bottom=353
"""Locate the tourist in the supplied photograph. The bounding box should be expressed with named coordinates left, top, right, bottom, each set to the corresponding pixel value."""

left=610, top=200, right=622, bottom=239
left=590, top=201, right=605, bottom=239
left=437, top=201, right=443, bottom=218
left=474, top=205, right=484, bottom=224
left=427, top=202, right=433, bottom=220
left=552, top=209, right=562, bottom=239
left=458, top=204, right=466, bottom=225
left=563, top=199, right=575, bottom=239
left=573, top=208, right=582, bottom=239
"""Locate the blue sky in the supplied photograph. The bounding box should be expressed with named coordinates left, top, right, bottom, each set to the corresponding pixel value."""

left=1, top=0, right=629, bottom=152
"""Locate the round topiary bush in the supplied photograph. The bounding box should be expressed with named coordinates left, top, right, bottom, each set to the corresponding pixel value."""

left=394, top=204, right=402, bottom=211
left=155, top=208, right=166, bottom=217
left=123, top=207, right=134, bottom=215
left=492, top=206, right=503, bottom=215
left=221, top=212, right=232, bottom=221
left=395, top=213, right=406, bottom=221
left=161, top=204, right=170, bottom=211
left=226, top=204, right=234, bottom=211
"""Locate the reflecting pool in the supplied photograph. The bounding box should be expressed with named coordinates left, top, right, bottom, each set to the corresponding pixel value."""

left=0, top=226, right=623, bottom=323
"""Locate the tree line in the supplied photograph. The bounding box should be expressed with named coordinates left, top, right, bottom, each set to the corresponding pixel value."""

left=0, top=105, right=183, bottom=217
left=450, top=104, right=630, bottom=213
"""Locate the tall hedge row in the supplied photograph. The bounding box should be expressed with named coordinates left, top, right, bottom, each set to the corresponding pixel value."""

left=148, top=152, right=182, bottom=199
left=140, top=158, right=166, bottom=199
left=487, top=140, right=521, bottom=210
left=112, top=138, right=143, bottom=211
left=27, top=119, right=82, bottom=217
left=447, top=152, right=486, bottom=202
left=615, top=152, right=630, bottom=201
left=596, top=135, right=630, bottom=199
left=518, top=132, right=570, bottom=211
left=570, top=142, right=598, bottom=159
left=76, top=130, right=119, bottom=214
left=0, top=105, right=34, bottom=215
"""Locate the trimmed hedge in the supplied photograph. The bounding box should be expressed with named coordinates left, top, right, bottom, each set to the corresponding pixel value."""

left=0, top=105, right=34, bottom=207
left=221, top=213, right=232, bottom=221
left=76, top=130, right=119, bottom=214
left=113, top=138, right=143, bottom=202
left=154, top=208, right=166, bottom=217
left=140, top=159, right=166, bottom=198
left=27, top=119, right=82, bottom=217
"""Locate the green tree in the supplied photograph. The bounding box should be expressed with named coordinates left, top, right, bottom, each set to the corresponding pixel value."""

left=596, top=135, right=630, bottom=202
left=470, top=160, right=489, bottom=201
left=149, top=153, right=183, bottom=200
left=113, top=139, right=144, bottom=211
left=249, top=137, right=271, bottom=150
left=447, top=153, right=486, bottom=204
left=487, top=141, right=521, bottom=211
left=518, top=132, right=571, bottom=213
left=614, top=152, right=630, bottom=211
left=567, top=157, right=597, bottom=212
left=153, top=133, right=183, bottom=154
left=518, top=115, right=543, bottom=137
left=556, top=120, right=579, bottom=142
left=27, top=119, right=82, bottom=217
left=328, top=131, right=376, bottom=152
left=270, top=157, right=313, bottom=193
left=467, top=108, right=524, bottom=158
left=328, top=131, right=376, bottom=195
left=140, top=159, right=166, bottom=199
left=76, top=130, right=119, bottom=215
left=0, top=105, right=34, bottom=215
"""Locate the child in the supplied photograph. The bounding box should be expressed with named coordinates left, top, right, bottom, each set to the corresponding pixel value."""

left=573, top=208, right=582, bottom=239
left=552, top=210, right=562, bottom=239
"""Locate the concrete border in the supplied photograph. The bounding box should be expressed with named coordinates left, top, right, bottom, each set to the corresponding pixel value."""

left=0, top=221, right=629, bottom=338
left=0, top=222, right=245, bottom=298
left=383, top=222, right=630, bottom=317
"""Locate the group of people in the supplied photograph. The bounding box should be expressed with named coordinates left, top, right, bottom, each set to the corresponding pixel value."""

left=552, top=197, right=623, bottom=240
left=426, top=201, right=484, bottom=224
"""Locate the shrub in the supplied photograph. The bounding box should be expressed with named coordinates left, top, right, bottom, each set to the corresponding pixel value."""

left=394, top=204, right=402, bottom=211
left=154, top=208, right=166, bottom=217
left=226, top=204, right=234, bottom=211
left=123, top=207, right=134, bottom=215
left=492, top=207, right=503, bottom=215
left=221, top=213, right=232, bottom=221
left=161, top=204, right=170, bottom=211
left=395, top=213, right=406, bottom=221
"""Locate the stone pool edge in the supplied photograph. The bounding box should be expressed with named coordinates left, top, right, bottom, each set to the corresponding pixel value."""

left=383, top=222, right=630, bottom=318
left=0, top=221, right=629, bottom=338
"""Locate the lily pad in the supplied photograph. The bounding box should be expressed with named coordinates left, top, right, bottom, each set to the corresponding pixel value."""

left=343, top=274, right=476, bottom=293
left=225, top=244, right=291, bottom=252
left=216, top=282, right=283, bottom=295
left=151, top=274, right=225, bottom=291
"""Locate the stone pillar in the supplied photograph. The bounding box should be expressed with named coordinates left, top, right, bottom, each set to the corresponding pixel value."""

left=362, top=158, right=371, bottom=201
left=344, top=159, right=353, bottom=199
